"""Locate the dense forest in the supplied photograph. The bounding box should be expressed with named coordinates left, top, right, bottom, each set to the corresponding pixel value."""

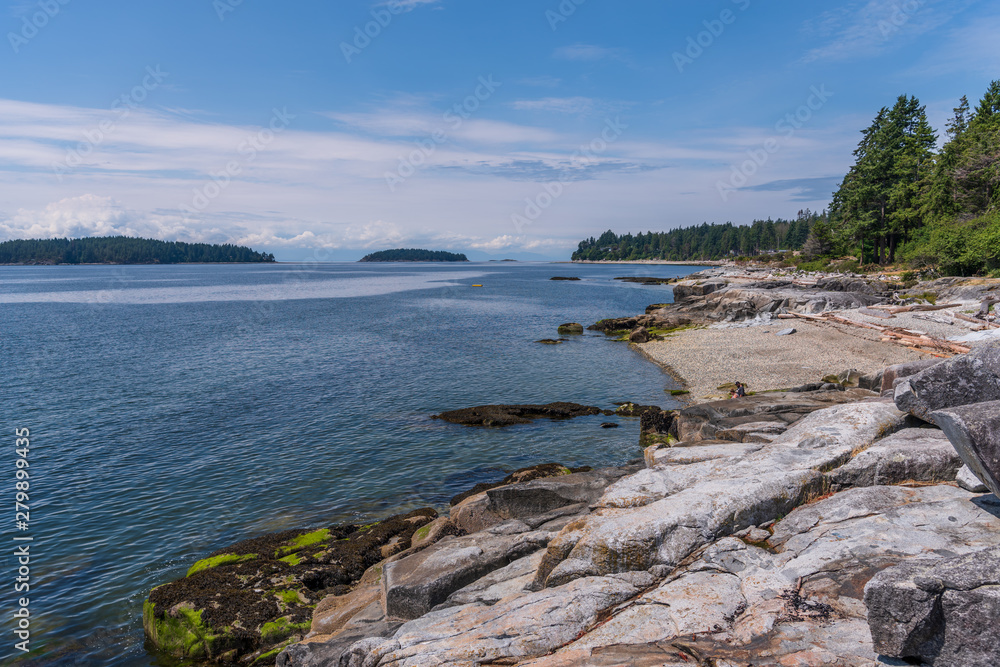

left=0, top=236, right=275, bottom=264
left=359, top=249, right=469, bottom=262
left=574, top=80, right=1000, bottom=276
left=572, top=212, right=821, bottom=261
left=824, top=81, right=1000, bottom=274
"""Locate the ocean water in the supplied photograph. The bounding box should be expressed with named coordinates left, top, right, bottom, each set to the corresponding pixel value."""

left=0, top=261, right=699, bottom=665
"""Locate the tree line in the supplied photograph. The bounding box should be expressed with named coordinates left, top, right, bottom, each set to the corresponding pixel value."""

left=572, top=212, right=821, bottom=261
left=0, top=236, right=276, bottom=264
left=573, top=80, right=1000, bottom=276
left=359, top=249, right=469, bottom=262
left=822, top=81, right=1000, bottom=274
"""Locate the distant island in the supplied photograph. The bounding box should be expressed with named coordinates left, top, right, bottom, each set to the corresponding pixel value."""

left=0, top=236, right=275, bottom=265
left=359, top=249, right=469, bottom=262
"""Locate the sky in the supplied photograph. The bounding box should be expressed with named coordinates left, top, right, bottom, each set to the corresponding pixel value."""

left=0, top=0, right=998, bottom=261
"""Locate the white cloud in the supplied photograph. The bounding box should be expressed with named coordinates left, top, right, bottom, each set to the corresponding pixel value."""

left=511, top=97, right=595, bottom=114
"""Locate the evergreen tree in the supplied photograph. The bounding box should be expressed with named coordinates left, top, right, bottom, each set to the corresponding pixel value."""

left=830, top=96, right=936, bottom=264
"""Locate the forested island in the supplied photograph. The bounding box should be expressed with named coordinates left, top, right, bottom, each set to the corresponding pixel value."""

left=575, top=80, right=1000, bottom=277
left=359, top=249, right=469, bottom=262
left=0, top=236, right=275, bottom=265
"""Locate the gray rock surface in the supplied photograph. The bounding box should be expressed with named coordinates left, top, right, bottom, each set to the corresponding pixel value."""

left=957, top=464, right=989, bottom=493
left=518, top=485, right=1000, bottom=667
left=341, top=576, right=643, bottom=667
left=931, top=399, right=1000, bottom=498
left=826, top=427, right=962, bottom=491
left=383, top=530, right=551, bottom=620
left=537, top=402, right=906, bottom=587
left=281, top=350, right=1000, bottom=667
left=881, top=359, right=944, bottom=393
left=865, top=545, right=1000, bottom=666
left=894, top=343, right=1000, bottom=421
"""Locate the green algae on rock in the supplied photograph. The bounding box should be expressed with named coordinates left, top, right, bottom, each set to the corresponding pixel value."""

left=144, top=508, right=436, bottom=664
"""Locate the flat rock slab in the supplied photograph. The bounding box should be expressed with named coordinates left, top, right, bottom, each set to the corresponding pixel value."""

left=826, top=427, right=962, bottom=491
left=865, top=545, right=1000, bottom=666
left=383, top=530, right=551, bottom=620
left=645, top=441, right=762, bottom=467
left=341, top=576, right=642, bottom=667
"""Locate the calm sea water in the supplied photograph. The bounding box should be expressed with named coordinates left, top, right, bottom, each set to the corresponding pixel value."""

left=0, top=262, right=698, bottom=665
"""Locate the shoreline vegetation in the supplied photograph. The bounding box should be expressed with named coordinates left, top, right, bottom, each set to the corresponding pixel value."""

left=358, top=249, right=469, bottom=263
left=143, top=261, right=1000, bottom=666
left=0, top=236, right=275, bottom=265
left=571, top=80, right=1000, bottom=279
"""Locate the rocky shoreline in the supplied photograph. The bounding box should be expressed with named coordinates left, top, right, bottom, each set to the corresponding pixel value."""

left=143, top=269, right=1000, bottom=666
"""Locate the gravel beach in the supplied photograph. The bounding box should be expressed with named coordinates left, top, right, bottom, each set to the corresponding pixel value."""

left=638, top=320, right=932, bottom=402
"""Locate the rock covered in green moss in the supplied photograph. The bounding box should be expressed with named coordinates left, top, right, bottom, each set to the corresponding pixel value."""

left=143, top=508, right=436, bottom=664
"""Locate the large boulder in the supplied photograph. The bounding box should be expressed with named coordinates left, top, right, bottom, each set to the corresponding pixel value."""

left=865, top=546, right=1000, bottom=666
left=881, top=359, right=944, bottom=394
left=930, top=400, right=1000, bottom=498
left=628, top=326, right=651, bottom=343
left=893, top=343, right=1000, bottom=421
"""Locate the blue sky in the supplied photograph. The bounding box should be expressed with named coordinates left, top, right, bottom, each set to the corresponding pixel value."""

left=0, top=0, right=998, bottom=260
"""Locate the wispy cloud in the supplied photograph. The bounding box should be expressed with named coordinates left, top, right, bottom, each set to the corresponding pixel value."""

left=801, top=0, right=975, bottom=63
left=517, top=76, right=562, bottom=88
left=741, top=176, right=842, bottom=203
left=510, top=97, right=595, bottom=114
left=905, top=12, right=1000, bottom=77
left=553, top=44, right=627, bottom=62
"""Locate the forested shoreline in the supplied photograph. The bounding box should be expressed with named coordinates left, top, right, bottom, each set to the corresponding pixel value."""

left=574, top=80, right=1000, bottom=277
left=0, top=236, right=275, bottom=265
left=359, top=249, right=469, bottom=262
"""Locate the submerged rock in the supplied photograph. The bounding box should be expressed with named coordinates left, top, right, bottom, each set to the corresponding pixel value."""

left=432, top=402, right=612, bottom=427
left=556, top=322, right=584, bottom=335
